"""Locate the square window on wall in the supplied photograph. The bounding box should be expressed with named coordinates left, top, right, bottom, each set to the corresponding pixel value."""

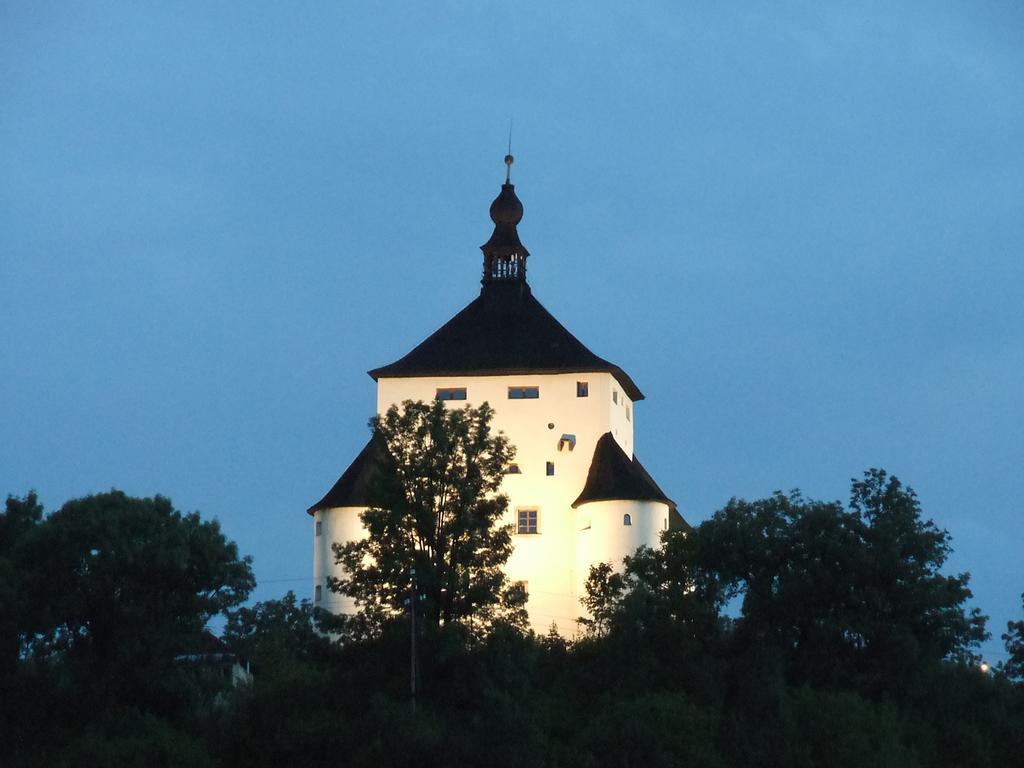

left=576, top=381, right=589, bottom=397
left=508, top=386, right=539, bottom=399
left=517, top=508, right=539, bottom=534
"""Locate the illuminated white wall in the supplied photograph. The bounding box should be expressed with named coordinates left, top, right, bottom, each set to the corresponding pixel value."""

left=313, top=506, right=368, bottom=616
left=577, top=498, right=670, bottom=576
left=383, top=372, right=640, bottom=635
left=312, top=371, right=661, bottom=636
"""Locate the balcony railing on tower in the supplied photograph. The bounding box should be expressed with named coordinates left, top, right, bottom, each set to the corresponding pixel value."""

left=485, top=253, right=525, bottom=282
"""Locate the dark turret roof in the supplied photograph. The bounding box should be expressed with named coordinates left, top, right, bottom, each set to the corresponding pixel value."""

left=307, top=432, right=386, bottom=514
left=481, top=182, right=529, bottom=259
left=573, top=432, right=674, bottom=508
left=367, top=283, right=644, bottom=401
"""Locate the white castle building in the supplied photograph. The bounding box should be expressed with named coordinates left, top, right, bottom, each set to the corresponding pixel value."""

left=308, top=157, right=688, bottom=635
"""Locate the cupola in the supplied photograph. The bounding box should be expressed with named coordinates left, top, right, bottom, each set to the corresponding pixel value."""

left=480, top=154, right=530, bottom=283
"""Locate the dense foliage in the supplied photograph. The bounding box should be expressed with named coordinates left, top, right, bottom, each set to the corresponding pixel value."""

left=584, top=470, right=988, bottom=692
left=1005, top=593, right=1024, bottom=681
left=331, top=400, right=527, bottom=637
left=0, top=491, right=253, bottom=767
left=3, top=473, right=1022, bottom=767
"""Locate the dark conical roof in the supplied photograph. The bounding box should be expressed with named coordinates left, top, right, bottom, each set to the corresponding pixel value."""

left=367, top=282, right=644, bottom=401
left=307, top=431, right=387, bottom=514
left=573, top=432, right=674, bottom=508
left=368, top=159, right=642, bottom=397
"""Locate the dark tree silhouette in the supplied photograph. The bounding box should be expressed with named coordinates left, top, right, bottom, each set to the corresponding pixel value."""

left=1004, top=592, right=1024, bottom=681
left=331, top=399, right=526, bottom=637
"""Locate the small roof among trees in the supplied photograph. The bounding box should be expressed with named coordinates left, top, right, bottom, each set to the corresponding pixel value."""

left=573, top=432, right=681, bottom=520
left=307, top=431, right=387, bottom=514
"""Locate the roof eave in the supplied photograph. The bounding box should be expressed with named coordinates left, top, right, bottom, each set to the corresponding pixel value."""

left=367, top=366, right=644, bottom=401
left=571, top=493, right=676, bottom=509
left=307, top=433, right=386, bottom=514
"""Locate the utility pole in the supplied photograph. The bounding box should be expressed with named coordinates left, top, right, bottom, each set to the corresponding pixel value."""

left=409, top=566, right=417, bottom=714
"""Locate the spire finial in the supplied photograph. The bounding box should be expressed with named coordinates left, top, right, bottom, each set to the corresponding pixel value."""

left=481, top=139, right=528, bottom=286
left=504, top=119, right=514, bottom=183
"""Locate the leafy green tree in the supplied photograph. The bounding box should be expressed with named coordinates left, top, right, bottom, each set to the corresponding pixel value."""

left=0, top=493, right=46, bottom=756
left=584, top=469, right=987, bottom=692
left=0, top=492, right=44, bottom=679
left=0, top=492, right=44, bottom=549
left=2, top=490, right=252, bottom=764
left=693, top=489, right=872, bottom=686
left=1004, top=592, right=1024, bottom=681
left=222, top=591, right=327, bottom=669
left=15, top=491, right=254, bottom=698
left=721, top=687, right=916, bottom=768
left=569, top=692, right=724, bottom=768
left=331, top=399, right=526, bottom=636
left=579, top=561, right=627, bottom=635
left=849, top=469, right=987, bottom=668
left=579, top=534, right=726, bottom=672
left=698, top=470, right=987, bottom=687
left=25, top=707, right=216, bottom=768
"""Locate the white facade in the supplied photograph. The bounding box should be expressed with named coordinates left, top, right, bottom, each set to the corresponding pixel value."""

left=313, top=371, right=672, bottom=636
left=309, top=166, right=678, bottom=636
left=312, top=505, right=367, bottom=616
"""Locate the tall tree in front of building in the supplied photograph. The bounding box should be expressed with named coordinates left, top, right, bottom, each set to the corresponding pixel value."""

left=331, top=399, right=526, bottom=637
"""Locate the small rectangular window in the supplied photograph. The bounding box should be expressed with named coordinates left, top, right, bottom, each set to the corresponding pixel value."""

left=508, top=386, right=539, bottom=399
left=546, top=461, right=555, bottom=476
left=612, top=390, right=619, bottom=404
left=315, top=584, right=322, bottom=602
left=435, top=387, right=467, bottom=401
left=576, top=381, right=589, bottom=397
left=517, top=508, right=539, bottom=534
left=626, top=404, right=631, bottom=422
left=315, top=520, right=322, bottom=536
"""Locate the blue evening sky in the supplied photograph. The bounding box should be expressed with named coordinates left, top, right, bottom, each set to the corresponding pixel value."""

left=2, top=2, right=1021, bottom=662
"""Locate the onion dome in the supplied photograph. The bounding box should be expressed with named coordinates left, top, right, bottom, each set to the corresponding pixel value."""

left=481, top=155, right=529, bottom=282
left=489, top=156, right=525, bottom=225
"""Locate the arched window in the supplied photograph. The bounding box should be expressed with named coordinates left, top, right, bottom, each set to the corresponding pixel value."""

left=623, top=513, right=632, bottom=526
